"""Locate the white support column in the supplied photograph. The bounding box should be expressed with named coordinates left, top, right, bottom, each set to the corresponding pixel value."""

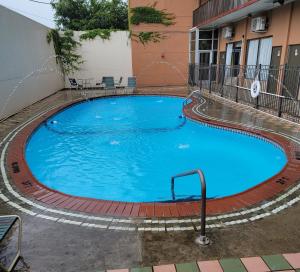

left=195, top=28, right=200, bottom=65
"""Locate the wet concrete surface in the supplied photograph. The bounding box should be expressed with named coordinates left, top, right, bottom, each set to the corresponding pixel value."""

left=200, top=91, right=300, bottom=139
left=0, top=89, right=300, bottom=271
left=1, top=200, right=300, bottom=272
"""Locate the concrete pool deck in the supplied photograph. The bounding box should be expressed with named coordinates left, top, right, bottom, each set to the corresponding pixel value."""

left=0, top=88, right=300, bottom=271
left=6, top=92, right=299, bottom=219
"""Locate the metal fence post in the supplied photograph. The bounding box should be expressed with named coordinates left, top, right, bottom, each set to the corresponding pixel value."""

left=221, top=65, right=225, bottom=97
left=235, top=69, right=239, bottom=103
left=255, top=64, right=261, bottom=109
left=209, top=64, right=212, bottom=93
left=255, top=96, right=259, bottom=109
left=199, top=65, right=202, bottom=90
left=278, top=96, right=283, bottom=117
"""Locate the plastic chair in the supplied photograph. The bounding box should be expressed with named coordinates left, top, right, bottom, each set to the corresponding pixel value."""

left=68, top=78, right=83, bottom=90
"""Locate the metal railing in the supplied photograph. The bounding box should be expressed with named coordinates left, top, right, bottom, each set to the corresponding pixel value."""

left=171, top=169, right=210, bottom=246
left=193, top=0, right=252, bottom=26
left=0, top=215, right=22, bottom=272
left=181, top=89, right=201, bottom=118
left=189, top=64, right=300, bottom=122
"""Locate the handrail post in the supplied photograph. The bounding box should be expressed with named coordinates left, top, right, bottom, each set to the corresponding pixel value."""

left=171, top=169, right=210, bottom=246
left=278, top=96, right=283, bottom=117
left=209, top=64, right=212, bottom=93
left=171, top=177, right=175, bottom=200
left=181, top=90, right=201, bottom=118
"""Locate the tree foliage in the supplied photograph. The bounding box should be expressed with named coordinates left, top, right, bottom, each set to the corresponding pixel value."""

left=51, top=0, right=129, bottom=31
left=131, top=31, right=164, bottom=45
left=130, top=5, right=175, bottom=26
left=47, top=29, right=83, bottom=74
left=79, top=29, right=116, bottom=40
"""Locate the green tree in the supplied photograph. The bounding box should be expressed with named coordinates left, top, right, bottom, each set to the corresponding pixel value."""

left=51, top=0, right=128, bottom=30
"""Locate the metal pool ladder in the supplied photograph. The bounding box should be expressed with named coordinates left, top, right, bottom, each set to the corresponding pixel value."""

left=171, top=169, right=210, bottom=246
left=181, top=89, right=201, bottom=118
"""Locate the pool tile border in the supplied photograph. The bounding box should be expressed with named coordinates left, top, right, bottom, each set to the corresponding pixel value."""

left=5, top=94, right=300, bottom=218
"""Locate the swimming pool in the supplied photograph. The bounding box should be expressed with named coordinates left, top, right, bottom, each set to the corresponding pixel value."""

left=25, top=96, right=287, bottom=202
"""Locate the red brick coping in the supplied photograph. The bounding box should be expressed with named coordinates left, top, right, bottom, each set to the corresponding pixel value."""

left=6, top=95, right=300, bottom=218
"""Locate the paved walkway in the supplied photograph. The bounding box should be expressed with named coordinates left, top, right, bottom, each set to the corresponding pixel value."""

left=0, top=89, right=299, bottom=272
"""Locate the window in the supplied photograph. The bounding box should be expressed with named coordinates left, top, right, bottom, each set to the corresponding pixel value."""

left=232, top=41, right=242, bottom=66
left=225, top=42, right=242, bottom=76
left=225, top=41, right=242, bottom=66
left=198, top=30, right=218, bottom=51
left=258, top=38, right=272, bottom=67
left=199, top=40, right=212, bottom=50
left=246, top=37, right=272, bottom=79
left=189, top=31, right=196, bottom=64
left=225, top=43, right=233, bottom=66
left=198, top=29, right=218, bottom=65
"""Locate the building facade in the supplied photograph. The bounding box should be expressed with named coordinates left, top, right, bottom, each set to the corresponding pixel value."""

left=129, top=0, right=198, bottom=87
left=190, top=0, right=300, bottom=99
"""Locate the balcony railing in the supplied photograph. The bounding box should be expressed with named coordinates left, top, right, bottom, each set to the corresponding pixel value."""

left=193, top=0, right=253, bottom=27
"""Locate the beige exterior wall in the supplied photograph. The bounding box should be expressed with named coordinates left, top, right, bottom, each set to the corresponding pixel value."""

left=218, top=2, right=300, bottom=66
left=68, top=31, right=133, bottom=88
left=0, top=5, right=65, bottom=120
left=129, top=0, right=198, bottom=87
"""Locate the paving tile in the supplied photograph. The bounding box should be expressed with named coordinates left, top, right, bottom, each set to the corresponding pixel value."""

left=130, top=204, right=140, bottom=217
left=175, top=262, right=199, bottom=272
left=197, top=260, right=223, bottom=272
left=262, top=255, right=293, bottom=271
left=131, top=267, right=152, bottom=272
left=240, top=257, right=270, bottom=272
left=106, top=269, right=129, bottom=272
left=219, top=258, right=247, bottom=272
left=153, top=264, right=176, bottom=272
left=283, top=253, right=300, bottom=269
left=275, top=270, right=295, bottom=272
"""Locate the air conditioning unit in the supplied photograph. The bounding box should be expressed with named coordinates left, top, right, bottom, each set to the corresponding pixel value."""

left=251, top=16, right=267, bottom=32
left=223, top=26, right=233, bottom=39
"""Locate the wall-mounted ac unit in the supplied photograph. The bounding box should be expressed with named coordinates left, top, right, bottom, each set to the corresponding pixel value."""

left=223, top=26, right=233, bottom=39
left=251, top=16, right=267, bottom=32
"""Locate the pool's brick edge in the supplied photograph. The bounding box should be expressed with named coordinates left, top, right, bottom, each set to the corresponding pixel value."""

left=6, top=94, right=300, bottom=218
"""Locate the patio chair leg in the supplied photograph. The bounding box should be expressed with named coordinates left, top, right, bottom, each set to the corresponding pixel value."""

left=7, top=216, right=22, bottom=272
left=0, top=216, right=22, bottom=272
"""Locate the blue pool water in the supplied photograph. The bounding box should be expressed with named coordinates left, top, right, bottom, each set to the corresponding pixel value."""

left=25, top=96, right=287, bottom=202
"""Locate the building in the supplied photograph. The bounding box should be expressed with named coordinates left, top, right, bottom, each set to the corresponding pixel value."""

left=190, top=0, right=300, bottom=99
left=129, top=0, right=198, bottom=87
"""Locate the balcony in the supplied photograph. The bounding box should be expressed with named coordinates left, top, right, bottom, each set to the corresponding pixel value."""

left=193, top=0, right=257, bottom=27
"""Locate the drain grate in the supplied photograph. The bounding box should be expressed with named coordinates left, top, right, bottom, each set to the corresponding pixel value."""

left=295, top=151, right=300, bottom=160
left=11, top=162, right=20, bottom=173
left=21, top=180, right=33, bottom=188
left=276, top=176, right=289, bottom=185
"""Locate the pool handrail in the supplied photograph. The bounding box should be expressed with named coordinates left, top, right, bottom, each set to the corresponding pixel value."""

left=182, top=89, right=201, bottom=117
left=171, top=169, right=210, bottom=246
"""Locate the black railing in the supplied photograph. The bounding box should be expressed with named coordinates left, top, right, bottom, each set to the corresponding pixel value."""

left=189, top=64, right=300, bottom=122
left=193, top=0, right=253, bottom=27
left=171, top=169, right=210, bottom=246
